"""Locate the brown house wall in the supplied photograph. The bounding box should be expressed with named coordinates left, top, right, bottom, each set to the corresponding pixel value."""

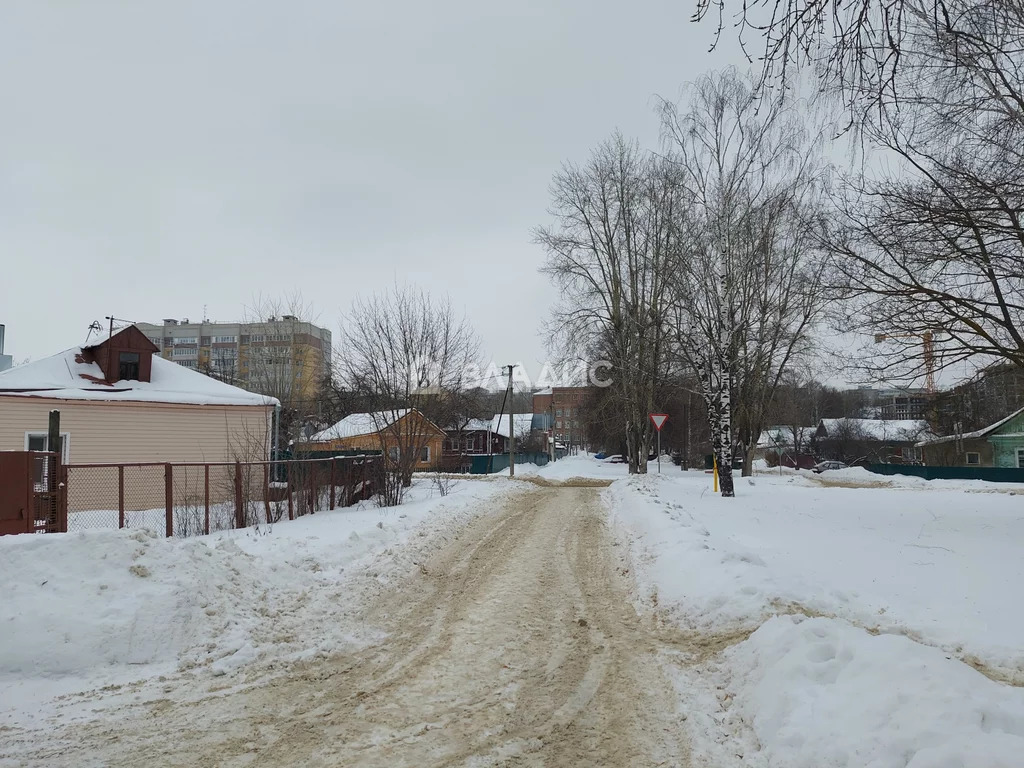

left=922, top=438, right=995, bottom=467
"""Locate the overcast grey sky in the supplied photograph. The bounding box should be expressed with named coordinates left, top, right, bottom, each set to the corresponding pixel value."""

left=1, top=0, right=743, bottom=379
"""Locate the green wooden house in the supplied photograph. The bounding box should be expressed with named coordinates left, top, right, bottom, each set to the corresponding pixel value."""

left=918, top=406, right=1024, bottom=467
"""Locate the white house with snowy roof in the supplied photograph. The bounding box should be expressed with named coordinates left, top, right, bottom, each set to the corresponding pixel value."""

left=0, top=325, right=278, bottom=466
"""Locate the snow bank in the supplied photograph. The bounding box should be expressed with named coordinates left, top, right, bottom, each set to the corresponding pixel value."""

left=605, top=467, right=1024, bottom=767
left=608, top=471, right=1024, bottom=675
left=722, top=615, right=1024, bottom=768
left=0, top=477, right=508, bottom=724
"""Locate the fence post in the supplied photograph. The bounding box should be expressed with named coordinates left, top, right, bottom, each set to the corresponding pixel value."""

left=204, top=464, right=210, bottom=536
left=330, top=458, right=336, bottom=510
left=234, top=461, right=244, bottom=529
left=164, top=463, right=173, bottom=538
left=309, top=461, right=316, bottom=514
left=118, top=465, right=125, bottom=529
left=58, top=464, right=68, bottom=534
left=263, top=463, right=271, bottom=525
left=287, top=460, right=294, bottom=521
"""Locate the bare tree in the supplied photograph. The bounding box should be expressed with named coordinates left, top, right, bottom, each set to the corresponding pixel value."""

left=537, top=135, right=680, bottom=474
left=338, top=284, right=480, bottom=495
left=824, top=1, right=1024, bottom=382
left=691, top=0, right=962, bottom=123
left=661, top=69, right=829, bottom=489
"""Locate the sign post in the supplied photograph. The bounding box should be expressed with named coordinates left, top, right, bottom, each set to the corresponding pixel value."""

left=649, top=413, right=669, bottom=473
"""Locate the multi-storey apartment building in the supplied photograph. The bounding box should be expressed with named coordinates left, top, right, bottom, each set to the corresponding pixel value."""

left=136, top=316, right=332, bottom=404
left=532, top=386, right=593, bottom=447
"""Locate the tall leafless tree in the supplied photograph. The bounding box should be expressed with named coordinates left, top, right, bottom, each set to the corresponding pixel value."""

left=537, top=135, right=681, bottom=474
left=338, top=284, right=480, bottom=495
left=824, top=1, right=1024, bottom=382
left=662, top=70, right=830, bottom=488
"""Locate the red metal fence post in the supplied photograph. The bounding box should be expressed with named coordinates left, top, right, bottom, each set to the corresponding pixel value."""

left=330, top=458, right=336, bottom=511
left=118, top=465, right=125, bottom=529
left=164, top=463, right=173, bottom=538
left=204, top=464, right=210, bottom=535
left=234, top=461, right=244, bottom=529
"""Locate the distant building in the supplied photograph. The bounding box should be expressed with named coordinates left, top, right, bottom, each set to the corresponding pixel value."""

left=136, top=316, right=331, bottom=404
left=532, top=387, right=592, bottom=447
left=815, top=418, right=933, bottom=464
left=917, top=407, right=1024, bottom=468
left=297, top=408, right=444, bottom=471
left=855, top=386, right=932, bottom=421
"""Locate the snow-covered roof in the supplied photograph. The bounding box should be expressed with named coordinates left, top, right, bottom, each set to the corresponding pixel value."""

left=0, top=347, right=277, bottom=407
left=491, top=413, right=534, bottom=439
left=449, top=418, right=492, bottom=433
left=818, top=418, right=932, bottom=442
left=308, top=410, right=411, bottom=442
left=916, top=406, right=1024, bottom=447
left=533, top=387, right=553, bottom=396
left=756, top=425, right=815, bottom=448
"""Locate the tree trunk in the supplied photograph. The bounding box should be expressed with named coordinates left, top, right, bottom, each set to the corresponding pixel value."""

left=717, top=351, right=735, bottom=498
left=741, top=448, right=754, bottom=477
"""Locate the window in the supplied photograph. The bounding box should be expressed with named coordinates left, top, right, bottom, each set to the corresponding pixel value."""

left=556, top=420, right=563, bottom=429
left=172, top=347, right=196, bottom=357
left=118, top=351, right=140, bottom=380
left=173, top=337, right=198, bottom=345
left=388, top=446, right=400, bottom=462
left=214, top=336, right=237, bottom=343
left=25, top=432, right=70, bottom=463
left=965, top=452, right=981, bottom=466
left=555, top=409, right=563, bottom=417
left=420, top=445, right=431, bottom=463
left=1017, top=448, right=1024, bottom=469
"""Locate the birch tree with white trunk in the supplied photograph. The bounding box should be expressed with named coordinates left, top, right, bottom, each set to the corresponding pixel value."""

left=662, top=69, right=829, bottom=492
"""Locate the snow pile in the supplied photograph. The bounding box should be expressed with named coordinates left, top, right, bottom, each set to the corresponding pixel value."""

left=0, top=477, right=509, bottom=724
left=722, top=615, right=1024, bottom=768
left=601, top=466, right=1024, bottom=766
left=607, top=471, right=1024, bottom=673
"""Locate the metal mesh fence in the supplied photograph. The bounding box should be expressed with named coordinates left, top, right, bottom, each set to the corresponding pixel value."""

left=61, top=456, right=382, bottom=537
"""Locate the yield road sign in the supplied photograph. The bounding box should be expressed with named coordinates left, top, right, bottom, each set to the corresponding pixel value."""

left=649, top=413, right=668, bottom=431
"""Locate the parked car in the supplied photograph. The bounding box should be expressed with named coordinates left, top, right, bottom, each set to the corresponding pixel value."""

left=604, top=455, right=627, bottom=464
left=812, top=460, right=848, bottom=473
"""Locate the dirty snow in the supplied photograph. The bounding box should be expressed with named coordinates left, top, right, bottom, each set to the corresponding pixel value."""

left=0, top=477, right=510, bottom=728
left=541, top=454, right=1024, bottom=767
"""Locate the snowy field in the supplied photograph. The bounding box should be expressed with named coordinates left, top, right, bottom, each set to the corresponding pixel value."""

left=547, top=455, right=1024, bottom=767
left=0, top=477, right=515, bottom=731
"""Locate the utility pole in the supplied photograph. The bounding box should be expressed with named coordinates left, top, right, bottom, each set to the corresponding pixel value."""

left=504, top=364, right=517, bottom=477
left=104, top=316, right=134, bottom=341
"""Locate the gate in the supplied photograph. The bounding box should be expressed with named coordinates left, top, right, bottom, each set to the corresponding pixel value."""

left=0, top=451, right=65, bottom=535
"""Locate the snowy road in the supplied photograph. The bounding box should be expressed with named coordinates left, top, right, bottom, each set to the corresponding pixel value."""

left=11, top=482, right=694, bottom=767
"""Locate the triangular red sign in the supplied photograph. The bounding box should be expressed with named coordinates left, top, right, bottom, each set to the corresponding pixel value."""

left=649, top=413, right=669, bottom=431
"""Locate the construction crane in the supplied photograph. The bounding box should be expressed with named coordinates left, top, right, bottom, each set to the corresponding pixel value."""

left=874, top=330, right=936, bottom=393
